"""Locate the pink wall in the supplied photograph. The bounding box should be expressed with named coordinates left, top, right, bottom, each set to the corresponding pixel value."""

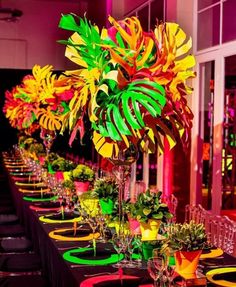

left=166, top=0, right=177, bottom=22
left=123, top=0, right=147, bottom=14
left=0, top=0, right=85, bottom=70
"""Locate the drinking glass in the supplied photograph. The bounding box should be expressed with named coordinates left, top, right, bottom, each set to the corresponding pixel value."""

left=85, top=216, right=98, bottom=257
left=111, top=233, right=124, bottom=268
left=147, top=256, right=168, bottom=287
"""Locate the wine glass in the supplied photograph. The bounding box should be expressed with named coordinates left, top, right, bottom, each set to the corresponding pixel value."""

left=111, top=233, right=124, bottom=268
left=147, top=256, right=167, bottom=287
left=132, top=234, right=143, bottom=267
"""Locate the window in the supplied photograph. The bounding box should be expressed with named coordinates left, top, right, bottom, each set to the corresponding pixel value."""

left=125, top=0, right=165, bottom=31
left=197, top=0, right=236, bottom=51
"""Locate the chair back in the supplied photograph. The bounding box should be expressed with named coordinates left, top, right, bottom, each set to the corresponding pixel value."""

left=162, top=194, right=178, bottom=223
left=208, top=214, right=236, bottom=255
left=185, top=204, right=211, bottom=238
left=130, top=181, right=146, bottom=203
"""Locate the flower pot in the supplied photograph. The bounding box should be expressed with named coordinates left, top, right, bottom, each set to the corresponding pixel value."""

left=174, top=250, right=202, bottom=277
left=63, top=171, right=71, bottom=181
left=108, top=221, right=130, bottom=235
left=80, top=198, right=99, bottom=217
left=74, top=181, right=90, bottom=195
left=55, top=171, right=64, bottom=181
left=99, top=198, right=114, bottom=215
left=139, top=219, right=161, bottom=241
left=39, top=156, right=46, bottom=165
left=128, top=217, right=141, bottom=235
left=141, top=242, right=156, bottom=261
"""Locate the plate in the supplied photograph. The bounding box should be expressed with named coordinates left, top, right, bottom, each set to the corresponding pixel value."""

left=19, top=188, right=50, bottom=193
left=200, top=248, right=223, bottom=259
left=39, top=212, right=81, bottom=223
left=16, top=181, right=45, bottom=187
left=23, top=193, right=58, bottom=202
left=206, top=267, right=236, bottom=286
left=63, top=247, right=140, bottom=266
left=49, top=227, right=99, bottom=241
left=80, top=275, right=140, bottom=287
left=63, top=247, right=125, bottom=265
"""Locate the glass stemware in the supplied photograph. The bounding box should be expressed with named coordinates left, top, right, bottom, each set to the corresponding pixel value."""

left=147, top=256, right=168, bottom=287
left=111, top=233, right=124, bottom=268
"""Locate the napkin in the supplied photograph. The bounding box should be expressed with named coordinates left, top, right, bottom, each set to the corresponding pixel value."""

left=212, top=271, right=236, bottom=282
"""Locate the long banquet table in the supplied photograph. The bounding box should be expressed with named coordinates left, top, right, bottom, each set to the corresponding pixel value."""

left=5, top=161, right=236, bottom=287
left=7, top=171, right=153, bottom=287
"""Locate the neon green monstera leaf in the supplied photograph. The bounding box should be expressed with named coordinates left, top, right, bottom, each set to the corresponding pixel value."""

left=59, top=14, right=195, bottom=158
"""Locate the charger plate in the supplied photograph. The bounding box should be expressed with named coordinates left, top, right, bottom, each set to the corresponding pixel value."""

left=19, top=188, right=50, bottom=193
left=49, top=227, right=99, bottom=241
left=206, top=267, right=236, bottom=287
left=63, top=247, right=140, bottom=266
left=63, top=247, right=126, bottom=265
left=39, top=213, right=81, bottom=223
left=16, top=181, right=45, bottom=187
left=200, top=248, right=223, bottom=259
left=80, top=275, right=140, bottom=287
left=23, top=193, right=58, bottom=202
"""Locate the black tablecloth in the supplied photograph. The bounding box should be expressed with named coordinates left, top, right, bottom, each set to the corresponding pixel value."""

left=6, top=168, right=236, bottom=287
left=7, top=175, right=152, bottom=287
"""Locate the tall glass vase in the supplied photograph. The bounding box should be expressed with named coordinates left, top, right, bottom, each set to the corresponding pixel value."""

left=109, top=144, right=139, bottom=234
left=40, top=128, right=56, bottom=157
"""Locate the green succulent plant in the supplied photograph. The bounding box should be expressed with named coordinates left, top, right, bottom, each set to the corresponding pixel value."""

left=92, top=177, right=119, bottom=201
left=50, top=157, right=76, bottom=171
left=18, top=135, right=28, bottom=147
left=165, top=221, right=208, bottom=251
left=47, top=152, right=59, bottom=162
left=131, top=189, right=173, bottom=223
left=28, top=143, right=45, bottom=155
left=23, top=137, right=36, bottom=149
left=63, top=160, right=76, bottom=171
left=62, top=180, right=75, bottom=191
left=71, top=164, right=95, bottom=182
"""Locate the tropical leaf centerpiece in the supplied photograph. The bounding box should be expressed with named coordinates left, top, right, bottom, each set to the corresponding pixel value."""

left=59, top=14, right=195, bottom=158
left=3, top=65, right=75, bottom=134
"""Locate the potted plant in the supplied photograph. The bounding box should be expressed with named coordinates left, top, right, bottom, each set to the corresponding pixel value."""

left=28, top=142, right=45, bottom=159
left=62, top=179, right=76, bottom=193
left=165, top=221, right=208, bottom=276
left=51, top=157, right=76, bottom=180
left=131, top=190, right=173, bottom=241
left=92, top=177, right=118, bottom=215
left=70, top=164, right=95, bottom=195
